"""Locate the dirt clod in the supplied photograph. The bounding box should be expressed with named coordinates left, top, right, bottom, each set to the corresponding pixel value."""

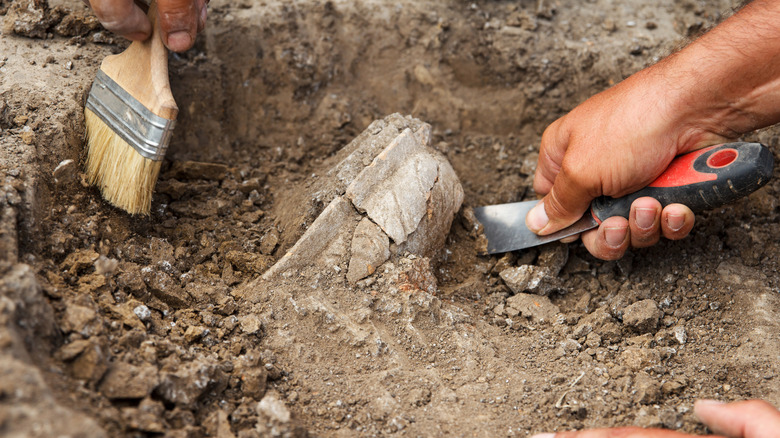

left=622, top=299, right=662, bottom=333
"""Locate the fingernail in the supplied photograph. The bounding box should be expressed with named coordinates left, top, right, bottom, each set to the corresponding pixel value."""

left=200, top=5, right=208, bottom=28
left=167, top=31, right=193, bottom=51
left=531, top=434, right=556, bottom=438
left=667, top=213, right=685, bottom=232
left=635, top=207, right=656, bottom=230
left=526, top=202, right=549, bottom=233
left=696, top=399, right=725, bottom=406
left=605, top=226, right=626, bottom=248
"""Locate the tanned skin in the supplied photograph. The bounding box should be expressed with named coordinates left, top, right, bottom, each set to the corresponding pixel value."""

left=527, top=0, right=780, bottom=261
left=83, top=0, right=206, bottom=52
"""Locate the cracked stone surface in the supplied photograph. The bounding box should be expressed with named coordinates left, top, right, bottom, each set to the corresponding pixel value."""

left=347, top=218, right=391, bottom=284
left=262, top=114, right=463, bottom=284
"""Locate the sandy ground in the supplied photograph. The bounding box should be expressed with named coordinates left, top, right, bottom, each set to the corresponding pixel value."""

left=1, top=0, right=779, bottom=436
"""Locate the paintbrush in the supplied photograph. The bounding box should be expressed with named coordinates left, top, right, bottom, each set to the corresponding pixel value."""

left=84, top=0, right=177, bottom=215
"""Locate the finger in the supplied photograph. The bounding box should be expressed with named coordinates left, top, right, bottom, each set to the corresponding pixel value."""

left=581, top=216, right=630, bottom=260
left=195, top=0, right=207, bottom=33
left=532, top=426, right=698, bottom=438
left=660, top=204, right=695, bottom=240
left=157, top=0, right=199, bottom=52
left=629, top=197, right=662, bottom=248
left=533, top=119, right=569, bottom=196
left=90, top=0, right=151, bottom=40
left=695, top=399, right=780, bottom=438
left=560, top=233, right=581, bottom=244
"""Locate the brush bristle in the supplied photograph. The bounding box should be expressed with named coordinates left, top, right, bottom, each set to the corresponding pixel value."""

left=85, top=109, right=162, bottom=215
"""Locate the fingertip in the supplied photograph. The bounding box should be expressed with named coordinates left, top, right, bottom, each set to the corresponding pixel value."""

left=629, top=197, right=661, bottom=248
left=526, top=201, right=549, bottom=233
left=695, top=399, right=780, bottom=437
left=661, top=204, right=694, bottom=240
left=165, top=30, right=193, bottom=51
left=582, top=217, right=629, bottom=260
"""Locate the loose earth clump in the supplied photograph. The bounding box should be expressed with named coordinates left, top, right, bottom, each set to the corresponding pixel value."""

left=1, top=0, right=779, bottom=436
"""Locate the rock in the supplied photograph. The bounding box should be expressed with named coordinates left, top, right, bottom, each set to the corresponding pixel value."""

left=633, top=372, right=661, bottom=404
left=505, top=293, right=560, bottom=323
left=393, top=257, right=438, bottom=294
left=499, top=265, right=562, bottom=296
left=204, top=410, right=236, bottom=438
left=490, top=252, right=517, bottom=275
left=60, top=302, right=101, bottom=336
left=99, top=362, right=159, bottom=399
left=585, top=332, right=601, bottom=348
left=347, top=127, right=461, bottom=248
left=55, top=338, right=108, bottom=383
left=257, top=393, right=291, bottom=423
left=4, top=0, right=57, bottom=38
left=143, top=268, right=191, bottom=308
left=400, top=145, right=463, bottom=257
left=560, top=338, right=582, bottom=354
left=573, top=307, right=621, bottom=343
left=234, top=352, right=268, bottom=399
left=622, top=299, right=661, bottom=333
left=117, top=264, right=147, bottom=296
left=537, top=242, right=568, bottom=276
left=226, top=251, right=272, bottom=274
left=94, top=255, right=119, bottom=276
left=261, top=115, right=462, bottom=283
left=347, top=218, right=390, bottom=284
left=661, top=378, right=686, bottom=395
left=259, top=230, right=279, bottom=255
left=53, top=159, right=77, bottom=185
left=134, top=304, right=152, bottom=322
left=261, top=196, right=357, bottom=280
left=60, top=249, right=99, bottom=275
left=168, top=161, right=229, bottom=181
left=155, top=359, right=228, bottom=407
left=53, top=10, right=100, bottom=37
left=184, top=325, right=208, bottom=343
left=620, top=347, right=661, bottom=371
left=672, top=325, right=687, bottom=345
left=238, top=314, right=263, bottom=335
left=120, top=398, right=165, bottom=433
left=56, top=339, right=91, bottom=361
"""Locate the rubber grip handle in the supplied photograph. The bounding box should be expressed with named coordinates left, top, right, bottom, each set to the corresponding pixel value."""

left=591, top=142, right=774, bottom=222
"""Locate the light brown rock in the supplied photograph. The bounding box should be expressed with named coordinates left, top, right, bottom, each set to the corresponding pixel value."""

left=506, top=293, right=560, bottom=323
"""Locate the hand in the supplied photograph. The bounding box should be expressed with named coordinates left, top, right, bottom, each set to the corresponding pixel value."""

left=85, top=0, right=207, bottom=52
left=530, top=399, right=780, bottom=438
left=526, top=0, right=780, bottom=260
left=526, top=62, right=726, bottom=260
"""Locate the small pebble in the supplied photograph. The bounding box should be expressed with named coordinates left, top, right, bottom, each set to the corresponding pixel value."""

left=133, top=305, right=152, bottom=321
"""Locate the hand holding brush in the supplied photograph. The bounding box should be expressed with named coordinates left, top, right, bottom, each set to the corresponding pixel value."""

left=84, top=0, right=179, bottom=215
left=83, top=0, right=206, bottom=52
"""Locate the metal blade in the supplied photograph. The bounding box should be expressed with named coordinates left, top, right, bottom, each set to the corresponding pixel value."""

left=473, top=201, right=598, bottom=254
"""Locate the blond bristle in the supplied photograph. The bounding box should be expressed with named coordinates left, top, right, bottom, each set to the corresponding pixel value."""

left=85, top=109, right=162, bottom=215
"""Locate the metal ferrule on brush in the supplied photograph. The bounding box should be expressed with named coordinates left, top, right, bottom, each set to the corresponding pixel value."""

left=86, top=70, right=175, bottom=161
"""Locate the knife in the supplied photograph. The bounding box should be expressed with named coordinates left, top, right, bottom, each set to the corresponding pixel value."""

left=474, top=142, right=774, bottom=255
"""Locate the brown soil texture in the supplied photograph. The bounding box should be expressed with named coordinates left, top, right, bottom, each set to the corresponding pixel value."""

left=2, top=0, right=779, bottom=436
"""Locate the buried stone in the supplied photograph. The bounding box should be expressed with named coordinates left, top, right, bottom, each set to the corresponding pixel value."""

left=261, top=114, right=463, bottom=286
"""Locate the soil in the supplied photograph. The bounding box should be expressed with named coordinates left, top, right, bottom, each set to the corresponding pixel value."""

left=1, top=0, right=779, bottom=436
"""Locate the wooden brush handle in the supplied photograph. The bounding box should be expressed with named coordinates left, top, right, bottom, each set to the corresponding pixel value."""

left=99, top=0, right=178, bottom=120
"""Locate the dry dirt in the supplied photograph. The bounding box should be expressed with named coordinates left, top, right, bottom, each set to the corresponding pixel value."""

left=1, top=0, right=779, bottom=436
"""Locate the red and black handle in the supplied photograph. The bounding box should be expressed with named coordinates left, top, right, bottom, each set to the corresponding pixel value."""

left=591, top=142, right=774, bottom=222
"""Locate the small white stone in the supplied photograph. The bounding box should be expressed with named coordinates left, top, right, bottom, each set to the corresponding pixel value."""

left=133, top=305, right=151, bottom=321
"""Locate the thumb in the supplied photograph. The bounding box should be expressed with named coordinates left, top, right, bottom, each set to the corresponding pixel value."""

left=526, top=165, right=595, bottom=235
left=157, top=0, right=199, bottom=52
left=695, top=399, right=780, bottom=438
